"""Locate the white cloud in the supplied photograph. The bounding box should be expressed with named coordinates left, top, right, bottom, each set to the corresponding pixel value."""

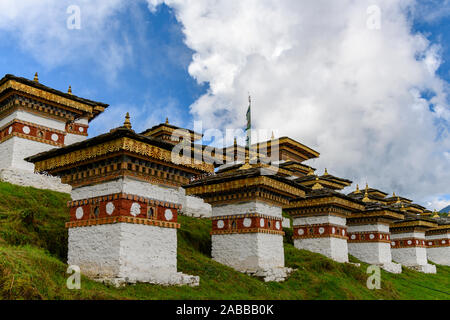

left=149, top=0, right=450, bottom=205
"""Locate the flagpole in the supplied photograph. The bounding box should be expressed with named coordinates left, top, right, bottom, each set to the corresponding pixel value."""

left=246, top=94, right=251, bottom=162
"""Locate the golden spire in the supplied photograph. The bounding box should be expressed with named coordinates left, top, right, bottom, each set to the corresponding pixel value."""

left=68, top=86, right=72, bottom=95
left=396, top=196, right=401, bottom=204
left=432, top=210, right=439, bottom=219
left=312, top=177, right=323, bottom=190
left=33, top=72, right=39, bottom=82
left=239, top=153, right=252, bottom=170
left=393, top=191, right=396, bottom=197
left=355, top=184, right=360, bottom=194
left=123, top=112, right=132, bottom=129
left=324, top=168, right=329, bottom=176
left=165, top=117, right=169, bottom=124
left=271, top=131, right=274, bottom=140
left=234, top=137, right=237, bottom=145
left=362, top=184, right=370, bottom=202
left=307, top=167, right=315, bottom=176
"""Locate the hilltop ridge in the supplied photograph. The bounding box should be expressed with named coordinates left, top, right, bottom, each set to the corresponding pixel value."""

left=0, top=181, right=449, bottom=300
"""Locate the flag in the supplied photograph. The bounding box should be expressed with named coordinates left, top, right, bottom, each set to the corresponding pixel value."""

left=245, top=95, right=251, bottom=149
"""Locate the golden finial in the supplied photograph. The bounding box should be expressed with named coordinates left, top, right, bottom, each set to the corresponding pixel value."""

left=234, top=137, right=237, bottom=145
left=307, top=167, right=315, bottom=176
left=123, top=112, right=132, bottom=129
left=393, top=191, right=396, bottom=197
left=33, top=72, right=39, bottom=82
left=324, top=168, right=329, bottom=176
left=165, top=117, right=169, bottom=124
left=271, top=131, right=275, bottom=140
left=396, top=196, right=401, bottom=204
left=239, top=153, right=252, bottom=170
left=432, top=210, right=439, bottom=219
left=312, top=177, right=323, bottom=190
left=68, top=86, right=72, bottom=95
left=355, top=184, right=360, bottom=194
left=362, top=184, right=370, bottom=202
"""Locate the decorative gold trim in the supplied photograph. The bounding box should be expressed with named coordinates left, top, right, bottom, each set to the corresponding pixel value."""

left=65, top=216, right=180, bottom=229
left=211, top=228, right=284, bottom=236
left=34, top=137, right=214, bottom=173
left=0, top=79, right=95, bottom=113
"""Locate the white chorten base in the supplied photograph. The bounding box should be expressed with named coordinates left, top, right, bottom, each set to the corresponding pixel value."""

left=0, top=167, right=72, bottom=193
left=212, top=233, right=288, bottom=281
left=293, top=215, right=349, bottom=263
left=426, top=247, right=450, bottom=266
left=294, top=237, right=349, bottom=263
left=390, top=232, right=436, bottom=273
left=425, top=233, right=450, bottom=266
left=210, top=201, right=289, bottom=282
left=68, top=223, right=199, bottom=286
left=346, top=224, right=401, bottom=273
left=391, top=247, right=436, bottom=274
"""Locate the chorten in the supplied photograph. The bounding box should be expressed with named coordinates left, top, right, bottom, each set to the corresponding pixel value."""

left=183, top=162, right=305, bottom=281
left=26, top=114, right=214, bottom=286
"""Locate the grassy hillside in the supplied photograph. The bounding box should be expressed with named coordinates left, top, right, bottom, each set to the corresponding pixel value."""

left=0, top=181, right=449, bottom=300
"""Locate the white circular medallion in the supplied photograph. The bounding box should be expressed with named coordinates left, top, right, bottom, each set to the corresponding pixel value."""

left=217, top=220, right=224, bottom=229
left=79, top=127, right=84, bottom=133
left=164, top=209, right=173, bottom=221
left=298, top=228, right=304, bottom=235
left=8, top=126, right=12, bottom=134
left=275, top=221, right=280, bottom=230
left=243, top=218, right=252, bottom=228
left=319, top=227, right=325, bottom=234
left=342, top=230, right=345, bottom=236
left=351, top=234, right=356, bottom=240
left=22, top=126, right=30, bottom=134
left=369, top=234, right=375, bottom=240
left=51, top=133, right=59, bottom=141
left=332, top=227, right=335, bottom=234
left=75, top=207, right=84, bottom=220
left=259, top=218, right=265, bottom=227
left=391, top=241, right=395, bottom=246
left=106, top=202, right=115, bottom=215
left=442, top=240, right=446, bottom=244
left=407, top=240, right=412, bottom=245
left=130, top=203, right=141, bottom=217
left=428, top=241, right=433, bottom=246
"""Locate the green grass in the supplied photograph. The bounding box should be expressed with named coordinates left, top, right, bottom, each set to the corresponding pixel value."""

left=0, top=181, right=449, bottom=300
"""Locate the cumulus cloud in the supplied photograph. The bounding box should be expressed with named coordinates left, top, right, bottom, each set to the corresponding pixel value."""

left=0, top=0, right=132, bottom=79
left=148, top=0, right=450, bottom=204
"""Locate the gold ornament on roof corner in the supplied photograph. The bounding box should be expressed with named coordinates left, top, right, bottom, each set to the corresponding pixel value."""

left=354, top=184, right=360, bottom=194
left=324, top=168, right=329, bottom=176
left=307, top=167, right=315, bottom=176
left=396, top=196, right=401, bottom=204
left=33, top=72, right=39, bottom=83
left=432, top=210, right=439, bottom=219
left=165, top=117, right=169, bottom=124
left=68, top=86, right=72, bottom=95
left=123, top=112, right=132, bottom=129
left=393, top=191, right=396, bottom=197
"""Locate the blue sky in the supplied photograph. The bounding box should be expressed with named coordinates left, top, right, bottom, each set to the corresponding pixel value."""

left=0, top=1, right=449, bottom=210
